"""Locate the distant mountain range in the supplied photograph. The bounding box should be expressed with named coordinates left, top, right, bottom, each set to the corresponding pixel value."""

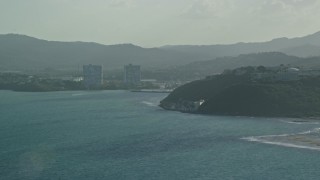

left=1, top=31, right=320, bottom=72
left=0, top=34, right=203, bottom=71
left=161, top=31, right=320, bottom=58
left=152, top=52, right=320, bottom=81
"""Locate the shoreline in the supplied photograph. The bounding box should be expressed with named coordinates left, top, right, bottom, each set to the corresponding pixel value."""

left=0, top=88, right=172, bottom=93
left=159, top=103, right=320, bottom=120
left=131, top=89, right=173, bottom=93
left=242, top=128, right=320, bottom=151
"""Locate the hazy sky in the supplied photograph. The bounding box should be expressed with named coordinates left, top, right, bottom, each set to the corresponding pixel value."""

left=1, top=0, right=320, bottom=47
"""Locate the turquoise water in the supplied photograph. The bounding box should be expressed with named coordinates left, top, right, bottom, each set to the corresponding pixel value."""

left=1, top=90, right=320, bottom=180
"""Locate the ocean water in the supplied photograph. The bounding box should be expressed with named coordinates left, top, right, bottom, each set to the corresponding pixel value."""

left=1, top=90, right=320, bottom=180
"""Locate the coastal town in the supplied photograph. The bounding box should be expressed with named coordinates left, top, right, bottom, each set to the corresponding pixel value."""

left=0, top=63, right=182, bottom=92
left=3, top=62, right=320, bottom=93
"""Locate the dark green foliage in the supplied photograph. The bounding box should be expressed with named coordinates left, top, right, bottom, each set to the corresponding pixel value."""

left=199, top=83, right=320, bottom=117
left=161, top=73, right=320, bottom=117
left=162, top=74, right=250, bottom=102
left=0, top=73, right=160, bottom=92
left=0, top=73, right=84, bottom=92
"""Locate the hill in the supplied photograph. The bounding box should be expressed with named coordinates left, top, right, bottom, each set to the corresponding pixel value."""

left=151, top=52, right=320, bottom=81
left=0, top=34, right=204, bottom=71
left=160, top=67, right=320, bottom=117
left=2, top=31, right=320, bottom=74
left=161, top=31, right=320, bottom=58
left=198, top=82, right=320, bottom=117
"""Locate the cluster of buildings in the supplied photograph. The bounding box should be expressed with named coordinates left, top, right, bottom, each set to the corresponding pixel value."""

left=82, top=64, right=141, bottom=89
left=83, top=63, right=320, bottom=90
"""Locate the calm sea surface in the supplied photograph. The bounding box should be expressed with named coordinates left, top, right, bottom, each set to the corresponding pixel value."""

left=1, top=90, right=320, bottom=180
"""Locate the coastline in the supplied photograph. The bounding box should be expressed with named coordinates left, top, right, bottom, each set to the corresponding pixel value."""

left=159, top=101, right=320, bottom=119
left=131, top=89, right=173, bottom=93
left=242, top=128, right=320, bottom=151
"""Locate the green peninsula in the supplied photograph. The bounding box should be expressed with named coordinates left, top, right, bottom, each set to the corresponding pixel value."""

left=160, top=66, right=320, bottom=117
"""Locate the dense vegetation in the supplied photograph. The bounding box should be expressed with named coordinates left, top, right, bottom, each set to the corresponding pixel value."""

left=0, top=73, right=160, bottom=92
left=199, top=82, right=320, bottom=117
left=0, top=73, right=84, bottom=92
left=162, top=74, right=250, bottom=102
left=160, top=69, right=320, bottom=117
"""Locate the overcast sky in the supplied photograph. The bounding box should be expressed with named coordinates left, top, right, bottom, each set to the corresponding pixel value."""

left=1, top=0, right=320, bottom=47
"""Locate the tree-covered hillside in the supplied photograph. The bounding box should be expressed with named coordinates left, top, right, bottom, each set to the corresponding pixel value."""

left=160, top=67, right=320, bottom=117
left=199, top=82, right=320, bottom=117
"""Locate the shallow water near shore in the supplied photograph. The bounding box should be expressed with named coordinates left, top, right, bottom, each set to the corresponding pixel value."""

left=1, top=90, right=320, bottom=179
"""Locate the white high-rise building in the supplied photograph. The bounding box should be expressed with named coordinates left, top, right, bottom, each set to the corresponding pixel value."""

left=83, top=64, right=103, bottom=89
left=124, top=64, right=141, bottom=85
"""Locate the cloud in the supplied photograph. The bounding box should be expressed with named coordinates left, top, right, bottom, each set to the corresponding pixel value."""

left=279, top=0, right=318, bottom=7
left=182, top=0, right=234, bottom=19
left=108, top=0, right=136, bottom=8
left=258, top=0, right=319, bottom=14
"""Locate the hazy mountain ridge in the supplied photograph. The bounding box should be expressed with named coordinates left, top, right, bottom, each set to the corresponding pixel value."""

left=280, top=44, right=320, bottom=57
left=0, top=34, right=204, bottom=71
left=161, top=31, right=320, bottom=58
left=181, top=52, right=301, bottom=73
left=1, top=31, right=320, bottom=72
left=163, top=52, right=320, bottom=80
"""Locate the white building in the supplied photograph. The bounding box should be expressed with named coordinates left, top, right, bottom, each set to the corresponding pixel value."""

left=124, top=64, right=141, bottom=85
left=83, top=64, right=103, bottom=89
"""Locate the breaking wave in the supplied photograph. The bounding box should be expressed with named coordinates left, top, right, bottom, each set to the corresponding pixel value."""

left=279, top=119, right=320, bottom=125
left=141, top=101, right=158, bottom=107
left=242, top=128, right=320, bottom=151
left=71, top=93, right=87, bottom=96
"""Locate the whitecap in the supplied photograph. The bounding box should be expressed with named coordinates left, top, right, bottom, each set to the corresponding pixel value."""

left=241, top=136, right=320, bottom=151
left=279, top=119, right=320, bottom=125
left=72, top=93, right=86, bottom=96
left=141, top=101, right=157, bottom=107
left=241, top=128, right=320, bottom=151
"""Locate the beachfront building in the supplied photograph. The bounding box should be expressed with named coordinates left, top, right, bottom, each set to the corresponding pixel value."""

left=124, top=64, right=141, bottom=85
left=83, top=64, right=103, bottom=89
